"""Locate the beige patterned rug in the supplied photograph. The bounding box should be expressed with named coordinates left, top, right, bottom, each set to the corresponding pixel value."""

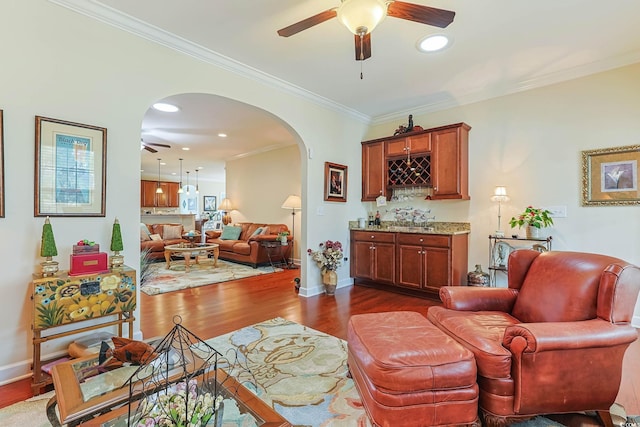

left=141, top=259, right=282, bottom=295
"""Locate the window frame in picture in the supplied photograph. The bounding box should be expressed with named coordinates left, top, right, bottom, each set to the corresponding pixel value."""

left=0, top=109, right=4, bottom=218
left=582, top=144, right=640, bottom=206
left=34, top=116, right=107, bottom=217
left=203, top=195, right=217, bottom=212
left=324, top=162, right=347, bottom=202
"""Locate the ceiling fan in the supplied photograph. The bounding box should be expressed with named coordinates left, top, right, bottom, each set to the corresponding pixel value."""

left=140, top=138, right=171, bottom=153
left=277, top=0, right=455, bottom=61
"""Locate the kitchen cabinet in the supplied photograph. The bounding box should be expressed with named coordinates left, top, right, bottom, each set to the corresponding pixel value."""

left=431, top=124, right=470, bottom=200
left=361, top=141, right=386, bottom=201
left=351, top=230, right=468, bottom=298
left=350, top=231, right=396, bottom=285
left=141, top=180, right=180, bottom=208
left=361, top=122, right=470, bottom=200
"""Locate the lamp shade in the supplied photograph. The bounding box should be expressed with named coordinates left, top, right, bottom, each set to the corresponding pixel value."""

left=219, top=198, right=234, bottom=211
left=490, top=186, right=509, bottom=202
left=337, top=0, right=387, bottom=35
left=281, top=195, right=302, bottom=210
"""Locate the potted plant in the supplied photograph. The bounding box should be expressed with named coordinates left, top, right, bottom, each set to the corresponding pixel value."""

left=277, top=231, right=289, bottom=245
left=110, top=218, right=125, bottom=268
left=307, top=240, right=343, bottom=295
left=509, top=206, right=554, bottom=239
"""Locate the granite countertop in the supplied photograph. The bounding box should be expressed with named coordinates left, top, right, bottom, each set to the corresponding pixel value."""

left=349, top=221, right=470, bottom=235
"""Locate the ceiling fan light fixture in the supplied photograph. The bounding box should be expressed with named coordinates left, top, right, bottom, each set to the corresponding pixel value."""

left=417, top=34, right=450, bottom=52
left=337, top=0, right=388, bottom=35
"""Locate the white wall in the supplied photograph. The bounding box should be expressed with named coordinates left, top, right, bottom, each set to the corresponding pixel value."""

left=0, top=0, right=367, bottom=384
left=365, top=63, right=640, bottom=324
left=226, top=145, right=303, bottom=262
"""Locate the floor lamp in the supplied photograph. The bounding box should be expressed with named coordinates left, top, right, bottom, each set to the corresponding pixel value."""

left=281, top=195, right=301, bottom=269
left=490, top=186, right=509, bottom=237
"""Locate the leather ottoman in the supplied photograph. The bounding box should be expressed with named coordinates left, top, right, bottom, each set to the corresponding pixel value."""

left=347, top=311, right=479, bottom=427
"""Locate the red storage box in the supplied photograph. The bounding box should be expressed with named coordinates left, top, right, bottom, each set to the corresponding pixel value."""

left=69, top=252, right=109, bottom=276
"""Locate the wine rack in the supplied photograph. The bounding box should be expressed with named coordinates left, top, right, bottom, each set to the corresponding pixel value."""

left=387, top=155, right=431, bottom=187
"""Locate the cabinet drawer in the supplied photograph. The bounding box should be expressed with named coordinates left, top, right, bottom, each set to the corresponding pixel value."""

left=386, top=139, right=408, bottom=157
left=407, top=133, right=431, bottom=154
left=397, top=233, right=450, bottom=247
left=352, top=231, right=396, bottom=243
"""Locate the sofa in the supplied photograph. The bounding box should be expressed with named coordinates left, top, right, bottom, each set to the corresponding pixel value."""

left=205, top=222, right=291, bottom=267
left=140, top=223, right=189, bottom=260
left=427, top=250, right=640, bottom=426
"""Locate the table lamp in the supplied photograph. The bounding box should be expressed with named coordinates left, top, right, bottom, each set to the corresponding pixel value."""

left=219, top=198, right=234, bottom=225
left=490, top=186, right=509, bottom=237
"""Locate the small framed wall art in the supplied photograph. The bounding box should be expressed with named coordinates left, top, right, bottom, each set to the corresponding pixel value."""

left=34, top=116, right=107, bottom=216
left=582, top=144, right=640, bottom=206
left=324, top=162, right=347, bottom=202
left=203, top=195, right=217, bottom=212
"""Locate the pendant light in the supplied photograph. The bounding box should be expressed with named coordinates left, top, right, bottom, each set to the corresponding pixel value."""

left=156, top=158, right=163, bottom=194
left=186, top=171, right=190, bottom=195
left=195, top=169, right=200, bottom=194
left=178, top=158, right=184, bottom=194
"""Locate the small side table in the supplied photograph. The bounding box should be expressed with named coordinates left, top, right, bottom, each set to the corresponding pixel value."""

left=261, top=241, right=289, bottom=270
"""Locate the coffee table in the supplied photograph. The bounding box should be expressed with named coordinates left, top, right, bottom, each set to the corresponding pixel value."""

left=164, top=243, right=219, bottom=272
left=47, top=354, right=291, bottom=427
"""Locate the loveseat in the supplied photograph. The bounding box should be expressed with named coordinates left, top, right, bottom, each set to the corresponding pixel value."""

left=205, top=222, right=291, bottom=267
left=140, top=223, right=189, bottom=260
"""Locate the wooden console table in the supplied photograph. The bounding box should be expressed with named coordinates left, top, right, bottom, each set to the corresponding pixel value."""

left=31, top=266, right=136, bottom=395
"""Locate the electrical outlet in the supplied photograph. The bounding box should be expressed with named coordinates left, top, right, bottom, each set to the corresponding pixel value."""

left=316, top=206, right=325, bottom=216
left=544, top=205, right=567, bottom=218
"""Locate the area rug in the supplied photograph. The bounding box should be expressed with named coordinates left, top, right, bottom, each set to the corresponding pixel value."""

left=141, top=259, right=282, bottom=295
left=2, top=319, right=638, bottom=427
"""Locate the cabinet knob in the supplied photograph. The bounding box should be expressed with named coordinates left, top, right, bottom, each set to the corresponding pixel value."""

left=419, top=238, right=423, bottom=242
left=370, top=235, right=375, bottom=239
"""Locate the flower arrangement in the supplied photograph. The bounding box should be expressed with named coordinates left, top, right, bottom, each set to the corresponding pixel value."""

left=137, top=379, right=223, bottom=427
left=308, top=240, right=343, bottom=273
left=509, top=206, right=554, bottom=229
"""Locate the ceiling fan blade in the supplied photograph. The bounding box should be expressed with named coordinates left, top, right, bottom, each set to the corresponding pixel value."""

left=387, top=1, right=455, bottom=28
left=354, top=33, right=371, bottom=61
left=143, top=146, right=158, bottom=153
left=145, top=142, right=171, bottom=148
left=277, top=9, right=337, bottom=37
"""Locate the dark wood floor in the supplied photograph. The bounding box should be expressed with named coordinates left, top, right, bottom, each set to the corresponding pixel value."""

left=1, top=268, right=638, bottom=419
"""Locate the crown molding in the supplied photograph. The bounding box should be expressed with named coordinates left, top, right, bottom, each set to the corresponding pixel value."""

left=48, top=0, right=371, bottom=124
left=372, top=50, right=640, bottom=125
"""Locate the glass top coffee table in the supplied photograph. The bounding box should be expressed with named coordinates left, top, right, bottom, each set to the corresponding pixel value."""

left=48, top=354, right=290, bottom=426
left=164, top=243, right=219, bottom=272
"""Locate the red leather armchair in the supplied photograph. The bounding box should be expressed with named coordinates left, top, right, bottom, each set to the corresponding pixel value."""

left=428, top=250, right=640, bottom=426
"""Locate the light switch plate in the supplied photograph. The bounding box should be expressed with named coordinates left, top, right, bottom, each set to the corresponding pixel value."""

left=544, top=205, right=567, bottom=218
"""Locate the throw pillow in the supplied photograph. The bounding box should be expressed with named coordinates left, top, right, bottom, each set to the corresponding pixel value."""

left=140, top=223, right=151, bottom=238
left=163, top=225, right=183, bottom=239
left=140, top=229, right=151, bottom=241
left=220, top=226, right=242, bottom=240
left=250, top=227, right=263, bottom=237
left=149, top=234, right=162, bottom=241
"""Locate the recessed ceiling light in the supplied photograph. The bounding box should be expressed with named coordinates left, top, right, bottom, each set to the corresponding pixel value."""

left=182, top=147, right=190, bottom=151
left=152, top=102, right=180, bottom=112
left=198, top=166, right=204, bottom=170
left=417, top=34, right=450, bottom=53
left=218, top=133, right=227, bottom=138
left=160, top=162, right=166, bottom=166
left=171, top=172, right=177, bottom=175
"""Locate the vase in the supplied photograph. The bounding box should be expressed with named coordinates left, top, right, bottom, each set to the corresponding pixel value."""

left=322, top=270, right=338, bottom=295
left=467, top=264, right=490, bottom=287
left=526, top=226, right=541, bottom=239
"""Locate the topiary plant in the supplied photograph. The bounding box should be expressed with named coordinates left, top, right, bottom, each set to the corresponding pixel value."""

left=110, top=218, right=124, bottom=253
left=40, top=216, right=58, bottom=259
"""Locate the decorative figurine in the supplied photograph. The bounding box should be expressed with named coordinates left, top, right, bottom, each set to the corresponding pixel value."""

left=40, top=216, right=59, bottom=277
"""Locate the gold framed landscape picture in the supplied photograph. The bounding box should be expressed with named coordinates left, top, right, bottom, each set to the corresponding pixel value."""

left=582, top=144, right=640, bottom=206
left=35, top=116, right=107, bottom=216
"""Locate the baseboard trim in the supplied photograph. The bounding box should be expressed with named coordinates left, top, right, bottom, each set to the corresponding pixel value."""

left=0, top=330, right=144, bottom=386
